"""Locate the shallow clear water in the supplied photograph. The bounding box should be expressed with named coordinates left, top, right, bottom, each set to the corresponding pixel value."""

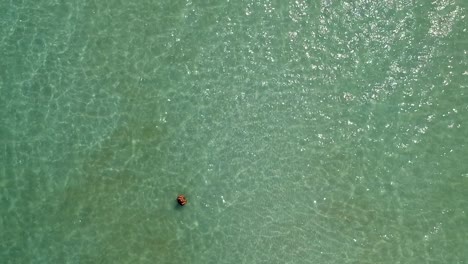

left=1, top=0, right=468, bottom=263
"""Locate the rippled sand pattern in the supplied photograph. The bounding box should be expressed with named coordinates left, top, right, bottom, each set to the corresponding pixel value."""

left=1, top=0, right=467, bottom=263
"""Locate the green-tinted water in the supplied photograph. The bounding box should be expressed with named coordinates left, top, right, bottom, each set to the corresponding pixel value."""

left=1, top=0, right=467, bottom=263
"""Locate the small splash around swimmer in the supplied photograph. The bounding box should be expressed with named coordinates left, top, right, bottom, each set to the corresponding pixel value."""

left=177, top=195, right=187, bottom=206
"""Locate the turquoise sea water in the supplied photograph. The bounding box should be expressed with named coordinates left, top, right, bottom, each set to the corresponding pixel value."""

left=1, top=0, right=467, bottom=263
